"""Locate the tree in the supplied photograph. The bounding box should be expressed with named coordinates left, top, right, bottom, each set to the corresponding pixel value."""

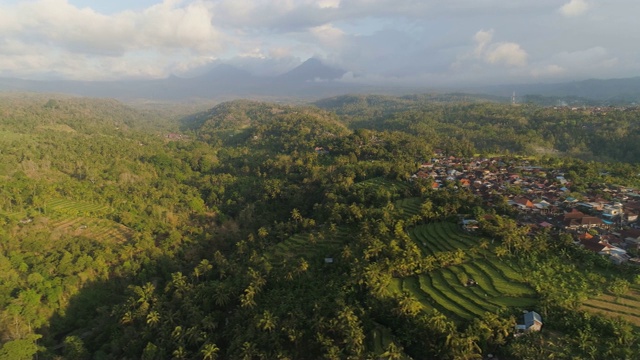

left=200, top=343, right=220, bottom=360
left=0, top=334, right=43, bottom=360
left=257, top=310, right=278, bottom=332
left=63, top=335, right=89, bottom=360
left=608, top=278, right=630, bottom=300
left=381, top=342, right=404, bottom=360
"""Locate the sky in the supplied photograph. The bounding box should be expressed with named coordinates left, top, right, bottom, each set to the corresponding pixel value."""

left=1, top=0, right=639, bottom=86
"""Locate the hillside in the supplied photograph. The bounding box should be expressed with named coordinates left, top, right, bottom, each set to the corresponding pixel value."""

left=2, top=95, right=640, bottom=359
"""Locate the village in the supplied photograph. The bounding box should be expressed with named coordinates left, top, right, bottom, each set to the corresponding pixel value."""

left=413, top=152, right=640, bottom=265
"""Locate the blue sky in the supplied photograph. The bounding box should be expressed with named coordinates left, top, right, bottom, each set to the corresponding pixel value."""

left=67, top=0, right=161, bottom=14
left=1, top=0, right=639, bottom=86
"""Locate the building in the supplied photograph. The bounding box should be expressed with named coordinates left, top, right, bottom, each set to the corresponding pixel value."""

left=515, top=311, right=543, bottom=333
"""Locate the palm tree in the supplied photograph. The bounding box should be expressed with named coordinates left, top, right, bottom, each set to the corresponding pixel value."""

left=494, top=246, right=509, bottom=258
left=172, top=346, right=187, bottom=360
left=146, top=311, right=160, bottom=327
left=200, top=343, right=220, bottom=360
left=240, top=342, right=256, bottom=360
left=381, top=342, right=403, bottom=360
left=479, top=240, right=490, bottom=258
left=258, top=310, right=278, bottom=332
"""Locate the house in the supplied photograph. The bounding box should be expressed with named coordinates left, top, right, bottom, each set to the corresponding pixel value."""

left=515, top=311, right=543, bottom=333
left=562, top=209, right=604, bottom=229
left=565, top=216, right=604, bottom=229
left=580, top=237, right=630, bottom=264
left=462, top=219, right=479, bottom=232
left=514, top=197, right=534, bottom=209
left=625, top=211, right=638, bottom=223
left=619, top=229, right=640, bottom=247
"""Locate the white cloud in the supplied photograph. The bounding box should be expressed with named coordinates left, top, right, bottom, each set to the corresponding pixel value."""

left=310, top=24, right=346, bottom=49
left=470, top=29, right=528, bottom=67
left=473, top=29, right=494, bottom=56
left=0, top=0, right=638, bottom=84
left=0, top=0, right=224, bottom=79
left=485, top=43, right=528, bottom=67
left=318, top=0, right=341, bottom=9
left=559, top=0, right=590, bottom=17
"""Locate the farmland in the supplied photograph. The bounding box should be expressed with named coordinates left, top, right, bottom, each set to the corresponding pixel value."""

left=582, top=287, right=640, bottom=327
left=390, top=222, right=537, bottom=321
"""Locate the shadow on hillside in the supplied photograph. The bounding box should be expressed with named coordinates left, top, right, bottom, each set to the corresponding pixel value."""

left=43, top=254, right=179, bottom=358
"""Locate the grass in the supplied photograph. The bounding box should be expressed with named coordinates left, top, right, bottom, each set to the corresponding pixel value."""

left=266, top=228, right=346, bottom=265
left=442, top=267, right=499, bottom=312
left=401, top=277, right=436, bottom=313
left=418, top=274, right=472, bottom=320
left=431, top=270, right=489, bottom=317
left=582, top=288, right=640, bottom=327
left=48, top=217, right=133, bottom=244
left=48, top=198, right=110, bottom=216
left=395, top=197, right=422, bottom=219
left=582, top=301, right=640, bottom=327
left=473, top=260, right=533, bottom=297
left=389, top=221, right=539, bottom=321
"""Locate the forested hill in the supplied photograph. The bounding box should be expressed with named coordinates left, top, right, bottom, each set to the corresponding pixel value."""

left=314, top=94, right=640, bottom=164
left=0, top=93, right=174, bottom=134
left=2, top=94, right=640, bottom=359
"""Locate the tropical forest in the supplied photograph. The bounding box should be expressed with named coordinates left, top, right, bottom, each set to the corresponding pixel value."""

left=2, top=92, right=640, bottom=360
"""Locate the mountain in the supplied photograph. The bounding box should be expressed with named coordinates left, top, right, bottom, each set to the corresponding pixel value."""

left=3, top=59, right=640, bottom=104
left=276, top=58, right=346, bottom=83
left=0, top=59, right=354, bottom=101
left=479, top=77, right=640, bottom=104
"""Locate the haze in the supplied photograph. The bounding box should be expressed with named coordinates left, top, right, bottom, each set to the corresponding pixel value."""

left=1, top=0, right=639, bottom=86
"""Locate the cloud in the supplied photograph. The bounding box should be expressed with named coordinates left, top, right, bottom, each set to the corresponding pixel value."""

left=310, top=24, right=346, bottom=49
left=530, top=64, right=565, bottom=78
left=473, top=29, right=494, bottom=56
left=559, top=0, right=589, bottom=17
left=485, top=43, right=528, bottom=67
left=0, top=0, right=224, bottom=79
left=471, top=29, right=528, bottom=67
left=0, top=0, right=638, bottom=84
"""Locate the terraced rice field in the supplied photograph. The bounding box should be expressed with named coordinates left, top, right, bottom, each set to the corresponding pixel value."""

left=395, top=197, right=422, bottom=219
left=48, top=198, right=110, bottom=216
left=48, top=217, right=133, bottom=244
left=392, top=222, right=537, bottom=321
left=353, top=177, right=410, bottom=194
left=582, top=288, right=640, bottom=327
left=267, top=227, right=347, bottom=264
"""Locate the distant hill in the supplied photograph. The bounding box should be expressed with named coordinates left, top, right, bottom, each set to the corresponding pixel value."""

left=0, top=59, right=356, bottom=101
left=276, top=58, right=346, bottom=83
left=480, top=77, right=640, bottom=104
left=0, top=93, right=171, bottom=133
left=2, top=61, right=640, bottom=104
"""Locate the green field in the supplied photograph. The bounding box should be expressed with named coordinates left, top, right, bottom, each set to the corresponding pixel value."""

left=354, top=177, right=410, bottom=194
left=48, top=216, right=134, bottom=244
left=48, top=198, right=110, bottom=216
left=266, top=227, right=347, bottom=265
left=582, top=287, right=640, bottom=327
left=392, top=222, right=537, bottom=321
left=395, top=197, right=422, bottom=219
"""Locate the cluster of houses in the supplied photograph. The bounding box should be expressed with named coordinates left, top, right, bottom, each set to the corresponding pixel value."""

left=412, top=153, right=640, bottom=264
left=166, top=133, right=189, bottom=141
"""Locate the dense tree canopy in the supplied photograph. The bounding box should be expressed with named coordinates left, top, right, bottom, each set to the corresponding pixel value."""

left=1, top=94, right=640, bottom=359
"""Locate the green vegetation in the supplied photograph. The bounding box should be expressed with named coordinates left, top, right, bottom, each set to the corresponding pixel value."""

left=396, top=223, right=536, bottom=321
left=1, top=94, right=640, bottom=359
